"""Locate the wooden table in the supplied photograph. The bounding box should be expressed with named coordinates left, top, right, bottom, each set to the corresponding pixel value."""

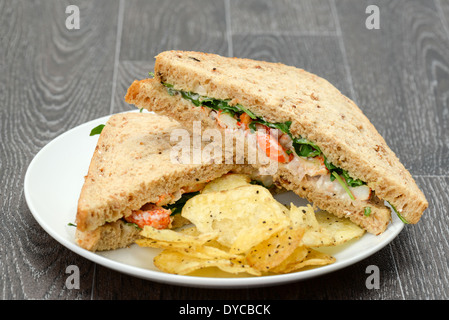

left=2, top=0, right=448, bottom=300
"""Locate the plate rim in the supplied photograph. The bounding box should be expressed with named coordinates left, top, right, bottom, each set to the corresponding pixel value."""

left=23, top=111, right=404, bottom=289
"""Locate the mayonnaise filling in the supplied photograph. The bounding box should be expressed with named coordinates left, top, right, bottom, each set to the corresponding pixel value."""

left=163, top=84, right=372, bottom=204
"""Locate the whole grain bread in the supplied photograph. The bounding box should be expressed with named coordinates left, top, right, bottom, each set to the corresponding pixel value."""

left=125, top=50, right=427, bottom=229
left=76, top=112, right=243, bottom=251
left=126, top=80, right=391, bottom=234
left=75, top=220, right=141, bottom=251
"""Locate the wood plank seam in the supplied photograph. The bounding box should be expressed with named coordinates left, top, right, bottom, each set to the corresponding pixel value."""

left=230, top=30, right=339, bottom=37
left=109, top=0, right=125, bottom=114
left=329, top=0, right=358, bottom=104
left=224, top=0, right=233, bottom=57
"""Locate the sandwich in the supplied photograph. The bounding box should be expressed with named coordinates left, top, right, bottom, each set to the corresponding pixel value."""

left=124, top=50, right=428, bottom=235
left=75, top=112, right=254, bottom=251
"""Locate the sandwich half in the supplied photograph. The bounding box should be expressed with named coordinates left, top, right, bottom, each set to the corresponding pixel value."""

left=125, top=50, right=428, bottom=235
left=75, top=112, right=251, bottom=251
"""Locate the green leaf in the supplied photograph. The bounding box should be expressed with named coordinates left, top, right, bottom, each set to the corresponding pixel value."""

left=388, top=202, right=410, bottom=224
left=235, top=104, right=257, bottom=119
left=364, top=207, right=372, bottom=217
left=162, top=82, right=174, bottom=88
left=124, top=222, right=142, bottom=230
left=90, top=124, right=105, bottom=136
left=292, top=138, right=322, bottom=158
left=164, top=191, right=200, bottom=216
left=325, top=156, right=365, bottom=187
left=248, top=119, right=292, bottom=135
left=341, top=170, right=365, bottom=187
left=332, top=171, right=355, bottom=200
left=163, top=83, right=369, bottom=189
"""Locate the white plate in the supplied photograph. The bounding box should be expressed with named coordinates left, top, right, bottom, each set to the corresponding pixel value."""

left=24, top=111, right=404, bottom=288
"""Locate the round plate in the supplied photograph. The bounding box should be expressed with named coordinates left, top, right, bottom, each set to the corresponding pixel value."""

left=24, top=111, right=404, bottom=288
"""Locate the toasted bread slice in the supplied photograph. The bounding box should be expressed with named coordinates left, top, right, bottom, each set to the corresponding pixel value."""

left=76, top=112, right=243, bottom=251
left=125, top=50, right=427, bottom=232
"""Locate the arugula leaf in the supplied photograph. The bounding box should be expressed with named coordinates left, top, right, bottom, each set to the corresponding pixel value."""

left=324, top=156, right=365, bottom=187
left=163, top=191, right=200, bottom=216
left=162, top=83, right=367, bottom=188
left=364, top=207, right=372, bottom=217
left=332, top=171, right=355, bottom=200
left=180, top=90, right=201, bottom=106
left=90, top=124, right=105, bottom=136
left=124, top=222, right=141, bottom=229
left=248, top=119, right=292, bottom=134
left=162, top=83, right=257, bottom=119
left=388, top=202, right=409, bottom=224
left=292, top=137, right=322, bottom=158
left=323, top=156, right=337, bottom=171
left=341, top=170, right=365, bottom=187
left=235, top=104, right=257, bottom=119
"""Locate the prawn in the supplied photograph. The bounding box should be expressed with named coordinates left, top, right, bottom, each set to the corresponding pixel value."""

left=255, top=125, right=293, bottom=163
left=125, top=204, right=172, bottom=229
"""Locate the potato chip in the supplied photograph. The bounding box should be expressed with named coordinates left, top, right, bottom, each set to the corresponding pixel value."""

left=313, top=210, right=365, bottom=245
left=201, top=173, right=251, bottom=194
left=136, top=238, right=197, bottom=250
left=289, top=205, right=365, bottom=247
left=177, top=243, right=241, bottom=260
left=288, top=204, right=319, bottom=230
left=245, top=226, right=305, bottom=271
left=178, top=225, right=201, bottom=236
left=182, top=185, right=291, bottom=252
left=279, top=249, right=336, bottom=273
left=269, top=248, right=335, bottom=274
left=137, top=178, right=364, bottom=277
left=270, top=245, right=309, bottom=274
left=153, top=250, right=261, bottom=276
left=137, top=226, right=218, bottom=248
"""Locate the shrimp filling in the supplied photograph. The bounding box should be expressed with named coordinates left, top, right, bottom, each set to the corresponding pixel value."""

left=124, top=183, right=205, bottom=229
left=124, top=176, right=276, bottom=230
left=163, top=83, right=373, bottom=205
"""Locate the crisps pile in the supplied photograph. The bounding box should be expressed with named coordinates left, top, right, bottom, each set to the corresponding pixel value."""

left=136, top=174, right=365, bottom=276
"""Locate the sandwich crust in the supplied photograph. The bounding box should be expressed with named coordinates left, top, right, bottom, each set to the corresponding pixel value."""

left=148, top=51, right=428, bottom=225
left=75, top=220, right=141, bottom=252
left=126, top=80, right=391, bottom=234
left=76, top=112, right=243, bottom=250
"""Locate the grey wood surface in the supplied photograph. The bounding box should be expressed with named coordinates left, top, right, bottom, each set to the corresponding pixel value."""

left=1, top=0, right=448, bottom=300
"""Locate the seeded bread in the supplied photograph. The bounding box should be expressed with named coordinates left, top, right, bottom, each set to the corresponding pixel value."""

left=126, top=80, right=391, bottom=234
left=131, top=50, right=427, bottom=226
left=75, top=220, right=141, bottom=251
left=76, top=112, right=242, bottom=251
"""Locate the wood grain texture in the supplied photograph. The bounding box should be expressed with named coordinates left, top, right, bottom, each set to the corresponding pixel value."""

left=390, top=176, right=449, bottom=299
left=230, top=0, right=336, bottom=35
left=114, top=60, right=155, bottom=113
left=335, top=0, right=449, bottom=176
left=119, top=0, right=229, bottom=61
left=0, top=0, right=119, bottom=299
left=1, top=0, right=448, bottom=300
